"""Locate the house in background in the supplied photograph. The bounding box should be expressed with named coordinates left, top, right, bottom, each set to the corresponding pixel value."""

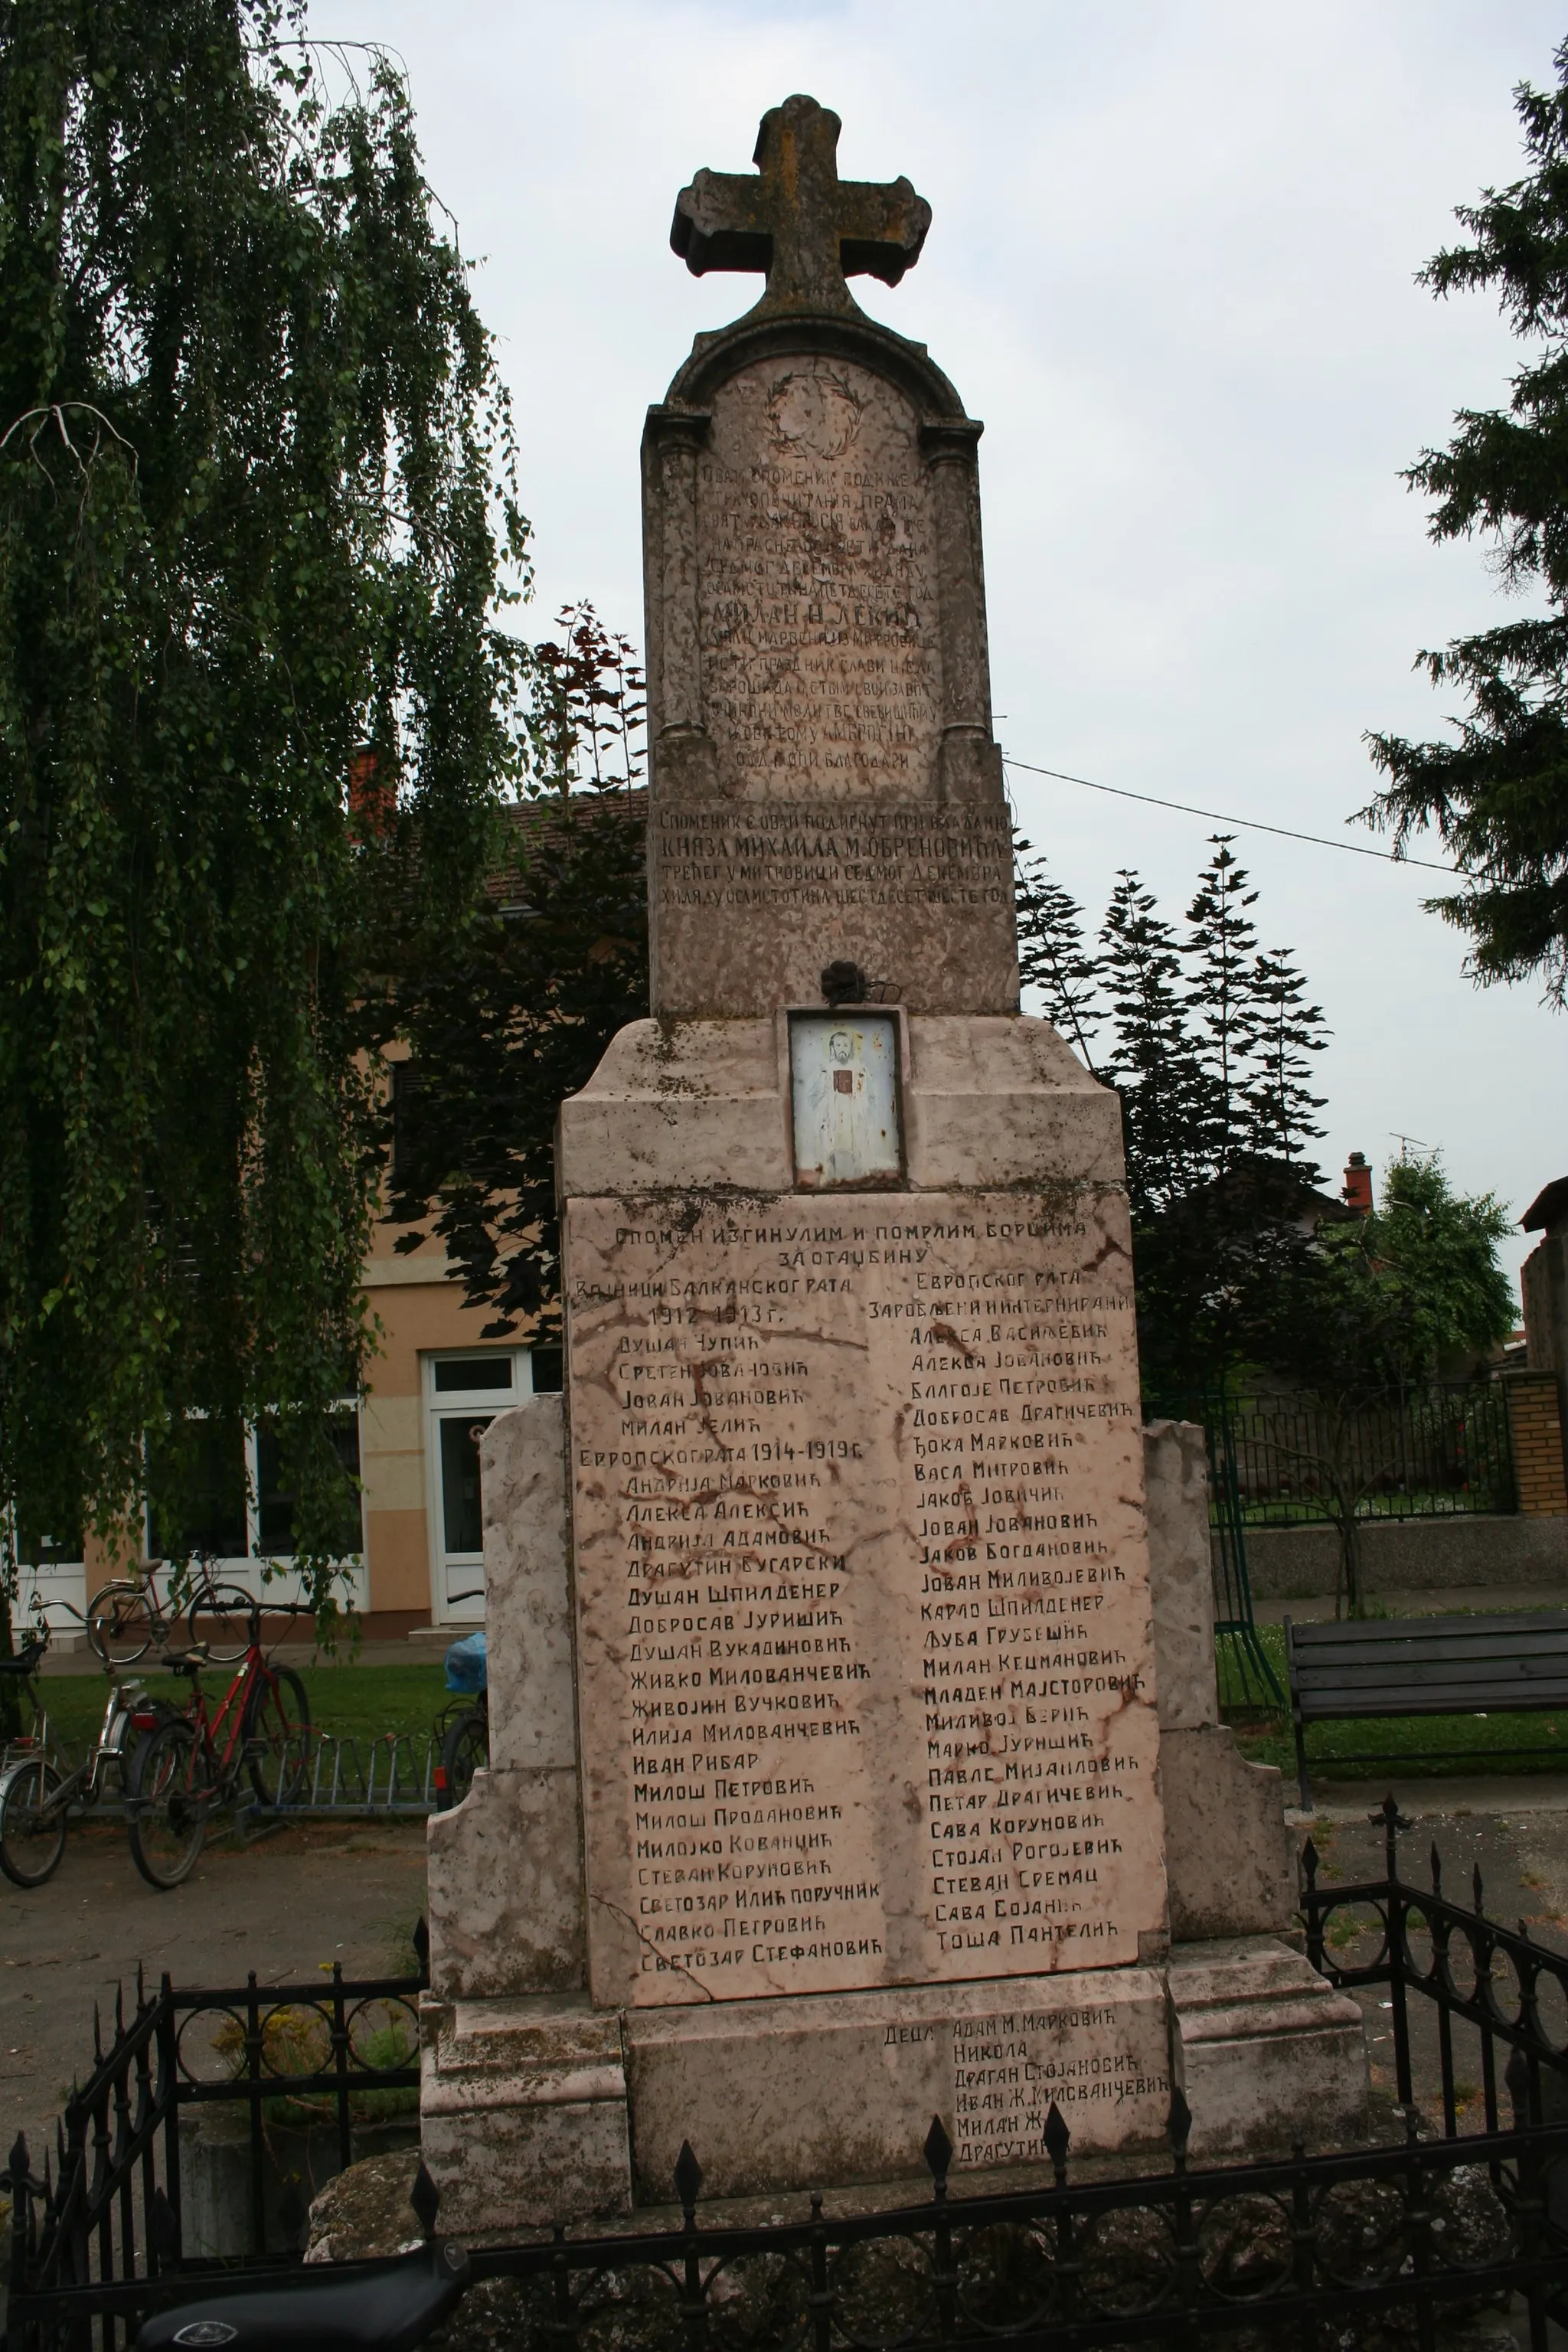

left=21, top=1217, right=557, bottom=1641
left=19, top=793, right=603, bottom=1645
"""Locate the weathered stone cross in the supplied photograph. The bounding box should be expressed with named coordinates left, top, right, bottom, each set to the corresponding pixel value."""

left=671, top=94, right=931, bottom=316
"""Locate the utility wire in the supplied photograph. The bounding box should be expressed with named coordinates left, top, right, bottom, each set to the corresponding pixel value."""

left=1001, top=754, right=1462, bottom=877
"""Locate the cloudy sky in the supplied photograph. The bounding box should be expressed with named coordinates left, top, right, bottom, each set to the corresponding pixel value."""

left=334, top=0, right=1564, bottom=1302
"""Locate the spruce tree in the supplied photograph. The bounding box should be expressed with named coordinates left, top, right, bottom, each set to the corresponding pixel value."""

left=1098, top=871, right=1206, bottom=1223
left=1365, top=39, right=1568, bottom=1001
left=1244, top=946, right=1328, bottom=1171
left=1184, top=838, right=1262, bottom=1177
left=1012, top=838, right=1106, bottom=1073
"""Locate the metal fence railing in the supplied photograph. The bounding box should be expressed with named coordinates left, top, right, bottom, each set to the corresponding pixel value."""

left=5, top=1928, right=429, bottom=2348
left=1210, top=1380, right=1515, bottom=1528
left=10, top=1811, right=1568, bottom=2351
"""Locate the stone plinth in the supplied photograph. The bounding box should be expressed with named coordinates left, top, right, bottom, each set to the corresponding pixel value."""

left=1168, top=1939, right=1368, bottom=2159
left=420, top=1996, right=631, bottom=2231
left=625, top=1970, right=1170, bottom=2200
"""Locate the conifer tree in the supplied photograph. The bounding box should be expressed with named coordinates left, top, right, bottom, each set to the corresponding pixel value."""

left=1244, top=946, right=1328, bottom=1171
left=1365, top=40, right=1568, bottom=1001
left=1012, top=839, right=1106, bottom=1074
left=1098, top=871, right=1206, bottom=1223
left=1184, top=838, right=1262, bottom=1177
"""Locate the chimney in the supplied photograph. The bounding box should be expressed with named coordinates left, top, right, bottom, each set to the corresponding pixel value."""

left=347, top=743, right=394, bottom=838
left=1343, top=1152, right=1373, bottom=1216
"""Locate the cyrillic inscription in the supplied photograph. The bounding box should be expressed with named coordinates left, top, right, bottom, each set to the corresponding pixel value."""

left=655, top=802, right=1014, bottom=916
left=697, top=357, right=942, bottom=795
left=568, top=1191, right=1165, bottom=2009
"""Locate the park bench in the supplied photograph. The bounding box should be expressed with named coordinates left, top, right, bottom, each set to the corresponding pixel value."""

left=1284, top=1612, right=1568, bottom=1807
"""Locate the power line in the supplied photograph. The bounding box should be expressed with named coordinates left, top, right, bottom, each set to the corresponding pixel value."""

left=1001, top=754, right=1462, bottom=877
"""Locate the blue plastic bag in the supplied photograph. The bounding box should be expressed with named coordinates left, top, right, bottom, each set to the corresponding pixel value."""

left=443, top=1630, right=488, bottom=1694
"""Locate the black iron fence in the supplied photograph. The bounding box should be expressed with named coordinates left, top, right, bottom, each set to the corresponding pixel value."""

left=9, top=1811, right=1568, bottom=2351
left=5, top=1926, right=426, bottom=2349
left=1214, top=1380, right=1515, bottom=1528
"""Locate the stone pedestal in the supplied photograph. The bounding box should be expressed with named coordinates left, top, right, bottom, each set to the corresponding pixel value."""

left=420, top=1145, right=1366, bottom=2229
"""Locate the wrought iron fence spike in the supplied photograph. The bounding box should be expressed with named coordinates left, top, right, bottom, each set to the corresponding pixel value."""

left=1429, top=1843, right=1442, bottom=1893
left=114, top=1981, right=124, bottom=2034
left=1043, top=2100, right=1071, bottom=2172
left=92, top=2001, right=102, bottom=2060
left=1301, top=1836, right=1319, bottom=1889
left=8, top=2130, right=27, bottom=2178
left=923, top=2114, right=953, bottom=2184
left=1474, top=1863, right=1485, bottom=1914
left=136, top=1960, right=146, bottom=2010
left=1168, top=2084, right=1193, bottom=2157
left=149, top=2185, right=181, bottom=2266
left=674, top=2139, right=704, bottom=2216
left=410, top=2158, right=441, bottom=2241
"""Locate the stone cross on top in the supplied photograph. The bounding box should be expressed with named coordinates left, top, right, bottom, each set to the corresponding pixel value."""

left=671, top=93, right=931, bottom=316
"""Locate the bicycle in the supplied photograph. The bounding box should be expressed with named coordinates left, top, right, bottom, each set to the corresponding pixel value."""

left=86, top=1550, right=256, bottom=1668
left=434, top=1688, right=488, bottom=1811
left=433, top=1595, right=488, bottom=1811
left=0, top=1639, right=165, bottom=1889
left=125, top=1606, right=312, bottom=1890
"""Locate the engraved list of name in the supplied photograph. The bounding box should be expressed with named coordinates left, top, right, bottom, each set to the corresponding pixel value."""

left=696, top=357, right=943, bottom=795
left=567, top=1190, right=1165, bottom=2011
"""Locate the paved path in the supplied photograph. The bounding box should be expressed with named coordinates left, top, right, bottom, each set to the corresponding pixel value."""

left=0, top=1819, right=427, bottom=2179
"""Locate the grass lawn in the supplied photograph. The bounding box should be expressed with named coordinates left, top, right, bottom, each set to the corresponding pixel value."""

left=32, top=1660, right=452, bottom=1763
left=1223, top=1619, right=1568, bottom=1783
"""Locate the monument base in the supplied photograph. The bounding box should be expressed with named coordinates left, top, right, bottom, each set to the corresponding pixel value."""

left=1167, top=1939, right=1368, bottom=2159
left=418, top=1994, right=632, bottom=2233
left=420, top=1939, right=1367, bottom=2227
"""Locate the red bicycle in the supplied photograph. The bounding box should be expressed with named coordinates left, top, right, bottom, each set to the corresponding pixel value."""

left=125, top=1607, right=311, bottom=1890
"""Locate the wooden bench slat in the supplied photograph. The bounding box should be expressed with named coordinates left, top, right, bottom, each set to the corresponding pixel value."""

left=1289, top=1631, right=1568, bottom=1661
left=1296, top=1690, right=1568, bottom=1718
left=1294, top=1659, right=1568, bottom=1689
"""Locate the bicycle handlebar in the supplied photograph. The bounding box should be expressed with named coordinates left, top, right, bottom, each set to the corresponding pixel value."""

left=135, top=2239, right=470, bottom=2352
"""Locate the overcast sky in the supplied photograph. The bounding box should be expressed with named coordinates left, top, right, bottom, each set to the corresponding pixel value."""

left=334, top=0, right=1565, bottom=1304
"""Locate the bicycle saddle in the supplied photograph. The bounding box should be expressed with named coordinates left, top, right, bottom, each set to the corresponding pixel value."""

left=136, top=2243, right=470, bottom=2352
left=161, top=1653, right=204, bottom=1675
left=0, top=1641, right=44, bottom=1677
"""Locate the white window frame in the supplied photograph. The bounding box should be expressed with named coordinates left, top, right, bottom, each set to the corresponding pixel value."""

left=423, top=1350, right=531, bottom=1625
left=140, top=1403, right=368, bottom=1615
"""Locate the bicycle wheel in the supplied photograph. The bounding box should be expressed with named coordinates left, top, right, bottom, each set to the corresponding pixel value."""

left=436, top=1706, right=488, bottom=1811
left=128, top=1720, right=211, bottom=1890
left=243, top=1666, right=311, bottom=1807
left=87, top=1579, right=158, bottom=1667
left=187, top=1581, right=254, bottom=1666
left=0, top=1759, right=68, bottom=1887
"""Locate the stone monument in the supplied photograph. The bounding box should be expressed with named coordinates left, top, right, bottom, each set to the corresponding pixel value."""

left=420, top=96, right=1366, bottom=2229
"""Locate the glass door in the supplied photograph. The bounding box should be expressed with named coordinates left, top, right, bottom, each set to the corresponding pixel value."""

left=426, top=1352, right=528, bottom=1623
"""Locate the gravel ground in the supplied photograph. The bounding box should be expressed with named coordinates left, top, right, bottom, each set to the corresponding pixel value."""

left=1295, top=1782, right=1568, bottom=2135
left=0, top=1818, right=427, bottom=2176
